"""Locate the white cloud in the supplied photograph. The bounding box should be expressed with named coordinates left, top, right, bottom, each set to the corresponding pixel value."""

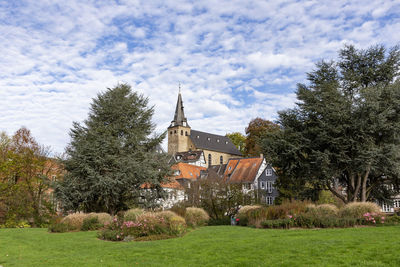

left=0, top=0, right=399, bottom=153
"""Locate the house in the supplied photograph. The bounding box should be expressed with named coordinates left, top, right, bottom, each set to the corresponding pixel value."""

left=143, top=162, right=206, bottom=209
left=170, top=150, right=207, bottom=167
left=167, top=92, right=242, bottom=166
left=223, top=156, right=279, bottom=205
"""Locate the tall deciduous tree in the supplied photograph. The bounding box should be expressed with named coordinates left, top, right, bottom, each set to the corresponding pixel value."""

left=56, top=84, right=171, bottom=214
left=226, top=132, right=246, bottom=154
left=262, top=44, right=400, bottom=204
left=0, top=128, right=58, bottom=226
left=245, top=118, right=280, bottom=157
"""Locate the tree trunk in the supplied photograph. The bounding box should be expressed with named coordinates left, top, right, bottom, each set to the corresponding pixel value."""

left=352, top=173, right=362, bottom=202
left=361, top=166, right=370, bottom=202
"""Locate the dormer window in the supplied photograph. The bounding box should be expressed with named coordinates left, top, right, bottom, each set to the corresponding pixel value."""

left=176, top=155, right=181, bottom=160
left=217, top=139, right=220, bottom=142
left=207, top=137, right=210, bottom=141
left=174, top=170, right=181, bottom=176
left=266, top=169, right=273, bottom=176
left=197, top=135, right=200, bottom=139
left=189, top=172, right=193, bottom=176
left=225, top=141, right=228, bottom=144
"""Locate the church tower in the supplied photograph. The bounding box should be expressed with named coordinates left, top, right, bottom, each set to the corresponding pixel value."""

left=168, top=92, right=191, bottom=155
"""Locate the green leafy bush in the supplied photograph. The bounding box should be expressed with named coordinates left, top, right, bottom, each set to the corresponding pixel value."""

left=385, top=215, right=400, bottom=225
left=261, top=219, right=293, bottom=229
left=185, top=207, right=209, bottom=227
left=48, top=222, right=71, bottom=233
left=88, top=212, right=112, bottom=225
left=339, top=202, right=381, bottom=219
left=207, top=217, right=231, bottom=225
left=81, top=217, right=102, bottom=231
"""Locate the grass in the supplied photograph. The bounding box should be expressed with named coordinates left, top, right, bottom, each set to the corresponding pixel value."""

left=1, top=226, right=400, bottom=266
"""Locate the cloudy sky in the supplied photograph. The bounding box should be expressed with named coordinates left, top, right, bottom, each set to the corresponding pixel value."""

left=1, top=0, right=399, bottom=153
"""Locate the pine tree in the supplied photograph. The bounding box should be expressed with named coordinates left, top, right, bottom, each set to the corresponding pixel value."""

left=262, top=44, right=400, bottom=203
left=56, top=84, right=171, bottom=214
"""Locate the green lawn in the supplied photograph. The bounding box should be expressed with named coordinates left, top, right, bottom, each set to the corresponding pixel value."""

left=0, top=226, right=399, bottom=266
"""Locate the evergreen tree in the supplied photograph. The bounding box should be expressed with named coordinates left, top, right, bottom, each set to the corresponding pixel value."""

left=262, top=44, right=400, bottom=203
left=56, top=84, right=171, bottom=214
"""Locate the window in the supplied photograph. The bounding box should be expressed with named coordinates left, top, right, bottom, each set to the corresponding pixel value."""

left=185, top=131, right=188, bottom=136
left=187, top=183, right=191, bottom=189
left=265, top=169, right=273, bottom=176
left=266, top=181, right=273, bottom=193
left=217, top=139, right=220, bottom=142
left=243, top=183, right=251, bottom=190
left=394, top=199, right=400, bottom=208
left=207, top=137, right=211, bottom=141
left=266, top=196, right=274, bottom=205
left=170, top=131, right=172, bottom=135
left=228, top=166, right=232, bottom=171
left=174, top=130, right=177, bottom=134
left=189, top=172, right=193, bottom=176
left=174, top=170, right=181, bottom=176
left=382, top=203, right=393, bottom=213
left=181, top=130, right=183, bottom=135
left=225, top=141, right=228, bottom=144
left=197, top=135, right=200, bottom=139
left=261, top=181, right=265, bottom=189
left=208, top=154, right=212, bottom=166
left=220, top=156, right=223, bottom=164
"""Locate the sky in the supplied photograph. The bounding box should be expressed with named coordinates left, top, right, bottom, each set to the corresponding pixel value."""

left=1, top=0, right=400, bottom=153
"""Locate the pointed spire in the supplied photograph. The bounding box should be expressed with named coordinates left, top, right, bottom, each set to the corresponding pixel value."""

left=169, top=90, right=189, bottom=128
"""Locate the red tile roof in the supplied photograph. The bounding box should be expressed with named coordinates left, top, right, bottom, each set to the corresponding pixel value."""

left=224, top=157, right=263, bottom=183
left=172, top=162, right=206, bottom=180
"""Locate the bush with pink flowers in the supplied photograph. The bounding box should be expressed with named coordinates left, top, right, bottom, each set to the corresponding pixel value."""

left=97, top=211, right=187, bottom=242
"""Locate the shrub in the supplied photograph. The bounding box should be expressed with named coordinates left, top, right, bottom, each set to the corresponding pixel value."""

left=61, top=213, right=88, bottom=230
left=246, top=206, right=268, bottom=227
left=261, top=219, right=292, bottom=229
left=168, top=215, right=187, bottom=236
left=185, top=207, right=209, bottom=227
left=124, top=208, right=145, bottom=222
left=339, top=202, right=381, bottom=219
left=81, top=217, right=102, bottom=231
left=48, top=222, right=71, bottom=233
left=385, top=215, right=400, bottom=225
left=88, top=212, right=112, bottom=225
left=97, top=229, right=121, bottom=241
left=207, top=217, right=231, bottom=225
left=237, top=205, right=261, bottom=226
left=294, top=214, right=357, bottom=228
left=306, top=204, right=339, bottom=217
left=169, top=202, right=187, bottom=218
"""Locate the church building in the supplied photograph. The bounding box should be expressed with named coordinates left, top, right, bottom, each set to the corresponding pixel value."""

left=167, top=92, right=242, bottom=166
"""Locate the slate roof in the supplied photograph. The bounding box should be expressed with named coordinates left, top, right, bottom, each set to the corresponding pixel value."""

left=173, top=150, right=204, bottom=163
left=169, top=92, right=189, bottom=128
left=189, top=130, right=242, bottom=156
left=224, top=157, right=263, bottom=183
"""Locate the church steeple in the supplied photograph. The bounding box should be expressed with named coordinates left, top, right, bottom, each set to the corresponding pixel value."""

left=169, top=92, right=189, bottom=128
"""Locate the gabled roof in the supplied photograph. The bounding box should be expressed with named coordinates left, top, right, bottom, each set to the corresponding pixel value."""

left=224, top=157, right=263, bottom=183
left=189, top=130, right=242, bottom=156
left=141, top=178, right=184, bottom=190
left=173, top=150, right=204, bottom=163
left=172, top=162, right=206, bottom=180
left=208, top=164, right=227, bottom=176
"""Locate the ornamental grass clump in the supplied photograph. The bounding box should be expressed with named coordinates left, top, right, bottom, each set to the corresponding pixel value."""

left=339, top=202, right=381, bottom=219
left=316, top=204, right=339, bottom=216
left=124, top=208, right=145, bottom=222
left=88, top=212, right=112, bottom=225
left=237, top=205, right=261, bottom=226
left=97, top=211, right=187, bottom=242
left=184, top=207, right=210, bottom=227
left=61, top=212, right=88, bottom=230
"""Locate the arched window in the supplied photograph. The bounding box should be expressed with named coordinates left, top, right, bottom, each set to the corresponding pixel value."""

left=220, top=155, right=223, bottom=165
left=181, top=130, right=183, bottom=135
left=208, top=154, right=212, bottom=167
left=185, top=131, right=188, bottom=136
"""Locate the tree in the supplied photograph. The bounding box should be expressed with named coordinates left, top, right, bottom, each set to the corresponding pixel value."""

left=56, top=84, right=171, bottom=214
left=226, top=132, right=246, bottom=154
left=262, top=44, right=400, bottom=204
left=245, top=118, right=280, bottom=157
left=185, top=174, right=256, bottom=220
left=0, top=128, right=59, bottom=226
